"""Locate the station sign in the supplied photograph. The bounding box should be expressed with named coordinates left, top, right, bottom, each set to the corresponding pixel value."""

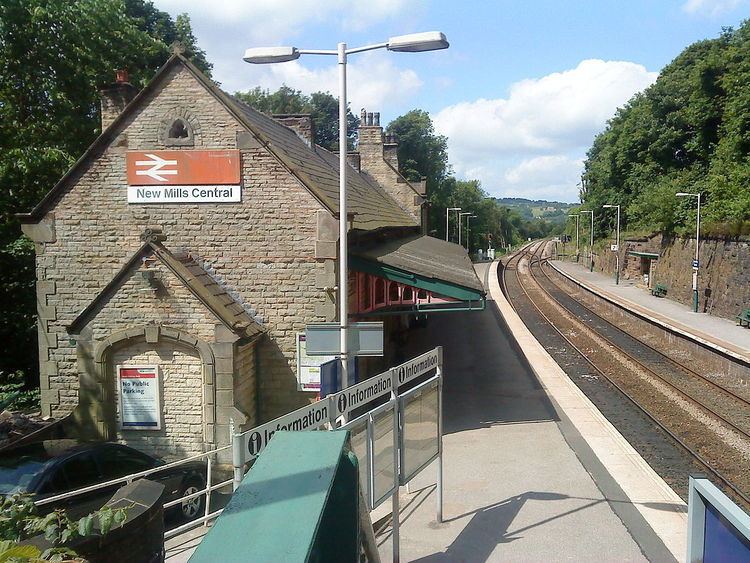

left=117, top=365, right=161, bottom=430
left=242, top=400, right=330, bottom=457
left=332, top=369, right=392, bottom=418
left=126, top=150, right=241, bottom=203
left=394, top=348, right=440, bottom=388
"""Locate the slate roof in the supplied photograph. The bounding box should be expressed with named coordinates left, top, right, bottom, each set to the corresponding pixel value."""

left=351, top=235, right=485, bottom=294
left=68, top=241, right=265, bottom=339
left=18, top=54, right=417, bottom=233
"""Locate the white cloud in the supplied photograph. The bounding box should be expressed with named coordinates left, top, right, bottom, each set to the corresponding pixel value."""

left=681, top=0, right=744, bottom=17
left=154, top=0, right=408, bottom=43
left=235, top=51, right=422, bottom=113
left=433, top=59, right=657, bottom=202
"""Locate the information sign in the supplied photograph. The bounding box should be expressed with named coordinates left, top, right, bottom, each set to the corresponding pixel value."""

left=296, top=333, right=336, bottom=392
left=117, top=366, right=161, bottom=430
left=393, top=348, right=440, bottom=389
left=611, top=244, right=619, bottom=252
left=242, top=400, right=329, bottom=457
left=692, top=259, right=700, bottom=268
left=331, top=370, right=392, bottom=418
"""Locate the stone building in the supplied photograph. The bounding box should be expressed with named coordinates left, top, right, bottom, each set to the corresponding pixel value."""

left=19, top=54, right=483, bottom=459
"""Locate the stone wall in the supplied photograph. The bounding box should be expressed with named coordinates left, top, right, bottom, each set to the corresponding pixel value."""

left=26, top=62, right=333, bottom=442
left=111, top=340, right=203, bottom=459
left=592, top=235, right=750, bottom=320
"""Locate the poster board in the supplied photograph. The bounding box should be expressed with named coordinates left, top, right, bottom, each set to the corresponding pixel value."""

left=296, top=333, right=336, bottom=392
left=117, top=365, right=162, bottom=430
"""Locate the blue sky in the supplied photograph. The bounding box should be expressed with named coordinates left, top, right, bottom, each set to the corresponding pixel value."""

left=153, top=0, right=749, bottom=202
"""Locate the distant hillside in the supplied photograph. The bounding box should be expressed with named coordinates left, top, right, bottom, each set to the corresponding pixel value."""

left=494, top=197, right=578, bottom=224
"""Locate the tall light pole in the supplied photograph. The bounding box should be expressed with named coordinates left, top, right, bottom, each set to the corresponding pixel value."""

left=568, top=213, right=580, bottom=261
left=245, top=32, right=449, bottom=391
left=676, top=192, right=701, bottom=313
left=466, top=215, right=477, bottom=252
left=581, top=210, right=594, bottom=272
left=602, top=204, right=620, bottom=284
left=458, top=212, right=472, bottom=248
left=446, top=207, right=461, bottom=242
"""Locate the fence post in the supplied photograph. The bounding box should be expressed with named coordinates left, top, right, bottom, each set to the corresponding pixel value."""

left=231, top=419, right=245, bottom=491
left=204, top=456, right=212, bottom=526
left=436, top=346, right=444, bottom=524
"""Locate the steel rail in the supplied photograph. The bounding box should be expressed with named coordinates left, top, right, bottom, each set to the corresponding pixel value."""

left=527, top=256, right=750, bottom=443
left=536, top=257, right=750, bottom=417
left=503, top=242, right=750, bottom=509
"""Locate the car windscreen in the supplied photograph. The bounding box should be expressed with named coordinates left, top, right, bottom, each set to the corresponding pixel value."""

left=0, top=454, right=54, bottom=494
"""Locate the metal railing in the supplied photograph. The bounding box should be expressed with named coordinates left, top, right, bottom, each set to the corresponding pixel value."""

left=33, top=445, right=233, bottom=540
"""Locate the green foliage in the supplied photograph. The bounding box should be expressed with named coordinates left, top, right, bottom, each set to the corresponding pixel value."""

left=234, top=86, right=359, bottom=151
left=0, top=371, right=40, bottom=411
left=583, top=20, right=750, bottom=239
left=0, top=493, right=127, bottom=560
left=0, top=0, right=210, bottom=387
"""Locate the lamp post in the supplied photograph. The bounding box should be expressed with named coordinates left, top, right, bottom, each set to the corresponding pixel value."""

left=458, top=212, right=472, bottom=248
left=568, top=213, right=580, bottom=262
left=602, top=204, right=620, bottom=284
left=446, top=207, right=461, bottom=242
left=676, top=192, right=701, bottom=313
left=581, top=210, right=594, bottom=272
left=244, top=32, right=449, bottom=391
left=465, top=215, right=477, bottom=253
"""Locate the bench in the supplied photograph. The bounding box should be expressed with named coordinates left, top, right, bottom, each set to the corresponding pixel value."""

left=737, top=309, right=750, bottom=328
left=651, top=283, right=668, bottom=298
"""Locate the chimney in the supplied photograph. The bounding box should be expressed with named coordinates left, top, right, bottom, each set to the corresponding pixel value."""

left=99, top=70, right=137, bottom=131
left=358, top=107, right=384, bottom=166
left=273, top=114, right=315, bottom=146
left=346, top=152, right=361, bottom=172
left=383, top=133, right=399, bottom=170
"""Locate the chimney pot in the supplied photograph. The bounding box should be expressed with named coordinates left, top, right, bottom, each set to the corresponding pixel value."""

left=115, top=69, right=129, bottom=84
left=367, top=112, right=373, bottom=126
left=374, top=112, right=380, bottom=126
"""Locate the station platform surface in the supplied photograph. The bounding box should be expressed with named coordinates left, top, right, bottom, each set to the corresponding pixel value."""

left=375, top=260, right=685, bottom=562
left=551, top=258, right=750, bottom=361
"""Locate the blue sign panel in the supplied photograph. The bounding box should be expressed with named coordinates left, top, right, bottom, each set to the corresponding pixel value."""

left=704, top=502, right=750, bottom=561
left=692, top=259, right=699, bottom=268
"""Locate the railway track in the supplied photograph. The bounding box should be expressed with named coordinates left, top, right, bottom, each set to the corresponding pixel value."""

left=501, top=241, right=750, bottom=510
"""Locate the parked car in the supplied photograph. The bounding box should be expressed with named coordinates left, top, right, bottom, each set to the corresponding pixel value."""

left=0, top=440, right=206, bottom=521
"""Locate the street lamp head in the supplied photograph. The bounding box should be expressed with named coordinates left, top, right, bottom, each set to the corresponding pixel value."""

left=243, top=46, right=300, bottom=64
left=675, top=192, right=700, bottom=197
left=602, top=204, right=617, bottom=208
left=387, top=31, right=449, bottom=52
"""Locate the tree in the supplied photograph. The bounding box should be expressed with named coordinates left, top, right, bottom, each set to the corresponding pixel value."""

left=583, top=20, right=750, bottom=238
left=234, top=86, right=359, bottom=151
left=0, top=0, right=210, bottom=387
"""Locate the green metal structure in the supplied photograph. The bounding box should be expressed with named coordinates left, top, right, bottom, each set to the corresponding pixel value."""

left=190, top=431, right=376, bottom=562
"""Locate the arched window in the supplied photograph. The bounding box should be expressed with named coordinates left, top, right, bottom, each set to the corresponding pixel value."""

left=360, top=274, right=371, bottom=311
left=374, top=278, right=386, bottom=306
left=402, top=286, right=414, bottom=302
left=388, top=282, right=400, bottom=303
left=169, top=119, right=190, bottom=139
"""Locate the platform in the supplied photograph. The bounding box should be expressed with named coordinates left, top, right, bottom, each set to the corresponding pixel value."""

left=374, top=260, right=685, bottom=561
left=551, top=259, right=750, bottom=362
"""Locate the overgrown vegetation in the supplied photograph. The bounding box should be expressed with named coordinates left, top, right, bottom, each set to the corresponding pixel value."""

left=582, top=20, right=750, bottom=239
left=0, top=494, right=127, bottom=561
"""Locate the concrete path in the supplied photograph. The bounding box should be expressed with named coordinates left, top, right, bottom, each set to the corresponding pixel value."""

left=552, top=259, right=750, bottom=360
left=376, top=261, right=679, bottom=562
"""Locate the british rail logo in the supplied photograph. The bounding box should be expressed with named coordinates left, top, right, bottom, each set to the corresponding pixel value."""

left=246, top=405, right=328, bottom=456
left=397, top=354, right=438, bottom=384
